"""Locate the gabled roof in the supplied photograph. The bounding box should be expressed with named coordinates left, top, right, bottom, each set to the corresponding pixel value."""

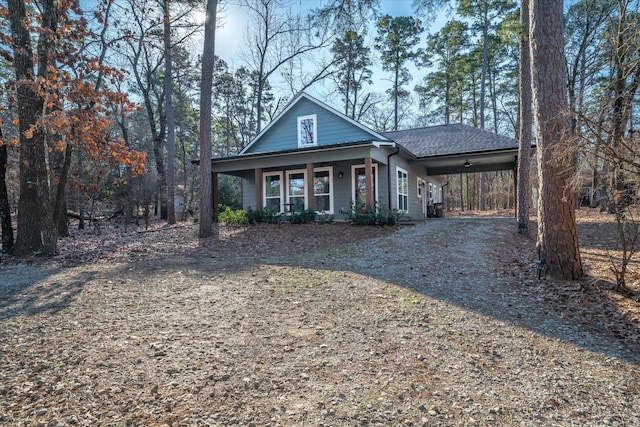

left=383, top=123, right=519, bottom=158
left=239, top=92, right=392, bottom=155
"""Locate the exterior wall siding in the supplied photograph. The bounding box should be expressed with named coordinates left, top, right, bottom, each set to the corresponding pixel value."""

left=377, top=164, right=389, bottom=208
left=241, top=173, right=256, bottom=210
left=246, top=98, right=378, bottom=154
left=332, top=160, right=355, bottom=218
left=389, top=156, right=432, bottom=219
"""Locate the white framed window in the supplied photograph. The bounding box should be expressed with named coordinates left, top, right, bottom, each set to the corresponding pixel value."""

left=286, top=169, right=307, bottom=210
left=264, top=172, right=283, bottom=212
left=313, top=167, right=333, bottom=213
left=417, top=178, right=424, bottom=198
left=397, top=167, right=408, bottom=212
left=297, top=114, right=317, bottom=147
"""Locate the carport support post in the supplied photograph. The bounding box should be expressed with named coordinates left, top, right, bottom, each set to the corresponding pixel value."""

left=365, top=157, right=374, bottom=207
left=306, top=163, right=314, bottom=211
left=255, top=168, right=263, bottom=210
left=212, top=172, right=219, bottom=216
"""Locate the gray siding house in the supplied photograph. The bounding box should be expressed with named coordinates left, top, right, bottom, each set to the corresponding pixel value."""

left=209, top=93, right=520, bottom=220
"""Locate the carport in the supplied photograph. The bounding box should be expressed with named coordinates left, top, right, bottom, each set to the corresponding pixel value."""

left=383, top=123, right=523, bottom=212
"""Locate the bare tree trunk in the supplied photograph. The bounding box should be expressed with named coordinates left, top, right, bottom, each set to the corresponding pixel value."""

left=393, top=63, right=400, bottom=131
left=51, top=143, right=73, bottom=237
left=478, top=17, right=489, bottom=212
left=517, top=0, right=532, bottom=236
left=164, top=0, right=176, bottom=224
left=198, top=0, right=218, bottom=238
left=9, top=0, right=57, bottom=256
left=0, top=130, right=14, bottom=252
left=77, top=150, right=85, bottom=230
left=479, top=17, right=488, bottom=129
left=530, top=0, right=582, bottom=279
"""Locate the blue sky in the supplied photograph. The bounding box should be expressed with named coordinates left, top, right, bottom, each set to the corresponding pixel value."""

left=216, top=1, right=421, bottom=62
left=215, top=0, right=442, bottom=105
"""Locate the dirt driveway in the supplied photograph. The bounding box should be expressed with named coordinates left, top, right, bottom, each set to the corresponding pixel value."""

left=1, top=217, right=639, bottom=426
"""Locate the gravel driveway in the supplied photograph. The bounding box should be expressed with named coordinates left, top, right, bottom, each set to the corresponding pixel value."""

left=1, top=218, right=639, bottom=426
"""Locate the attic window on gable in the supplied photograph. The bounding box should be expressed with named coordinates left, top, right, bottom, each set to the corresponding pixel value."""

left=298, top=114, right=317, bottom=147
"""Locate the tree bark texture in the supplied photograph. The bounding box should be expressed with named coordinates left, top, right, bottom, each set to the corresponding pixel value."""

left=517, top=0, right=532, bottom=236
left=198, top=0, right=218, bottom=238
left=8, top=0, right=57, bottom=256
left=0, top=135, right=14, bottom=252
left=51, top=143, right=73, bottom=237
left=130, top=31, right=166, bottom=219
left=164, top=0, right=176, bottom=224
left=530, top=0, right=583, bottom=279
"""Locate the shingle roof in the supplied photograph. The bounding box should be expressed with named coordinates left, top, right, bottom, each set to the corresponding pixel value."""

left=383, top=123, right=519, bottom=158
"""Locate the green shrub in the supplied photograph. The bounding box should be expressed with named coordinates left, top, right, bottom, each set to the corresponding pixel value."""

left=341, top=200, right=403, bottom=226
left=342, top=200, right=377, bottom=225
left=316, top=212, right=334, bottom=224
left=376, top=201, right=403, bottom=226
left=289, top=208, right=316, bottom=224
left=218, top=206, right=249, bottom=225
left=246, top=206, right=281, bottom=224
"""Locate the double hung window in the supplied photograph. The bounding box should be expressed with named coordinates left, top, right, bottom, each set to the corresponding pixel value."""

left=397, top=167, right=408, bottom=212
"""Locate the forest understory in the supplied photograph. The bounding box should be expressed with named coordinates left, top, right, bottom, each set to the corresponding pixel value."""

left=0, top=209, right=639, bottom=426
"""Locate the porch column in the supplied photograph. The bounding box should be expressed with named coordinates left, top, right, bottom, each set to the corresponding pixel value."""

left=255, top=168, right=263, bottom=210
left=306, top=163, right=314, bottom=211
left=513, top=160, right=518, bottom=217
left=212, top=172, right=219, bottom=215
left=365, top=157, right=374, bottom=207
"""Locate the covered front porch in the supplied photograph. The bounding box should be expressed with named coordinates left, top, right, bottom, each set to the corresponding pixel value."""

left=210, top=141, right=399, bottom=220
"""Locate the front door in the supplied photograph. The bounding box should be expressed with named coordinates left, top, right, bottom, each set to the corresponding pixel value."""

left=353, top=166, right=376, bottom=206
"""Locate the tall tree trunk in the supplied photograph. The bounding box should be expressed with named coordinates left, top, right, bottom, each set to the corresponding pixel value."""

left=479, top=17, right=488, bottom=130
left=77, top=150, right=85, bottom=230
left=198, top=0, right=218, bottom=238
left=0, top=131, right=14, bottom=252
left=530, top=0, right=583, bottom=279
left=153, top=135, right=167, bottom=219
left=51, top=144, right=72, bottom=237
left=478, top=19, right=489, bottom=210
left=444, top=79, right=451, bottom=125
left=256, top=75, right=265, bottom=133
left=393, top=63, right=399, bottom=130
left=47, top=89, right=69, bottom=238
left=517, top=0, right=532, bottom=236
left=8, top=0, right=57, bottom=256
left=164, top=0, right=176, bottom=224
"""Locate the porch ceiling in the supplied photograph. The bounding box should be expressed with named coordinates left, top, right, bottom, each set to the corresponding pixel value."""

left=417, top=150, right=519, bottom=176
left=208, top=141, right=394, bottom=175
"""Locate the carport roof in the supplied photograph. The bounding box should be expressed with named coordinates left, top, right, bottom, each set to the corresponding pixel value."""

left=383, top=123, right=519, bottom=158
left=383, top=123, right=523, bottom=175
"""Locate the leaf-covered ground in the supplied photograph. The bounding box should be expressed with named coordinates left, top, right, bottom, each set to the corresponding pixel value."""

left=0, top=210, right=639, bottom=426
